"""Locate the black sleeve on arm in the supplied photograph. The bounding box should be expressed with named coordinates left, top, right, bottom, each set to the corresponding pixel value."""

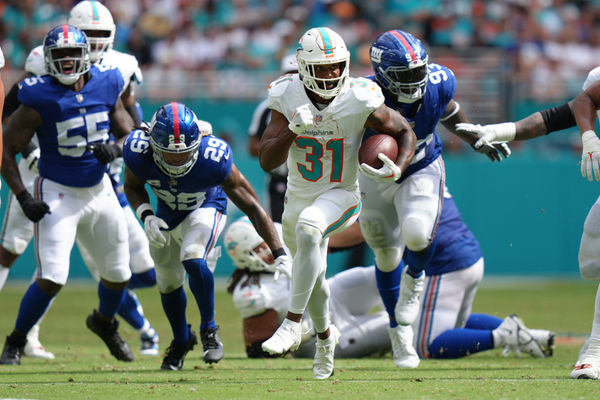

left=3, top=82, right=21, bottom=119
left=540, top=103, right=577, bottom=134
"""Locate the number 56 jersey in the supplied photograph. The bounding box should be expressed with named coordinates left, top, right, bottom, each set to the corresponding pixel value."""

left=123, top=129, right=232, bottom=228
left=267, top=74, right=384, bottom=200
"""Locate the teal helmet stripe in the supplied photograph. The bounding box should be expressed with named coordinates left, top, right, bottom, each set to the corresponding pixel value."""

left=317, top=27, right=334, bottom=55
left=90, top=0, right=99, bottom=21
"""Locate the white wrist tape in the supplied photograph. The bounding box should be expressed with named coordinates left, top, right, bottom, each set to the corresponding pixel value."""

left=582, top=130, right=599, bottom=143
left=136, top=203, right=154, bottom=221
left=491, top=122, right=516, bottom=142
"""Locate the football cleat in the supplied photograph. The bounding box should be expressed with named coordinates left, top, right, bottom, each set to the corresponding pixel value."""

left=200, top=326, right=224, bottom=364
left=0, top=334, right=26, bottom=365
left=313, top=325, right=340, bottom=380
left=395, top=266, right=424, bottom=325
left=388, top=325, right=420, bottom=368
left=24, top=324, right=55, bottom=360
left=86, top=310, right=134, bottom=362
left=161, top=328, right=198, bottom=371
left=571, top=338, right=600, bottom=379
left=140, top=328, right=159, bottom=356
left=494, top=314, right=545, bottom=358
left=262, top=318, right=302, bottom=355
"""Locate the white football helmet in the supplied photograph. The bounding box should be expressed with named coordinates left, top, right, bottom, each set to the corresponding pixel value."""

left=296, top=27, right=350, bottom=99
left=68, top=0, right=115, bottom=63
left=224, top=217, right=275, bottom=273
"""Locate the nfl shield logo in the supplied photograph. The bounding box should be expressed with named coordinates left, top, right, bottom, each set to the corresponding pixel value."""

left=315, top=115, right=322, bottom=123
left=76, top=94, right=84, bottom=103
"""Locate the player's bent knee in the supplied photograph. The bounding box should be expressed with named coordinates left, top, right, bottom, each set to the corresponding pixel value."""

left=579, top=232, right=600, bottom=281
left=296, top=222, right=322, bottom=247
left=181, top=244, right=206, bottom=261
left=402, top=216, right=431, bottom=252
left=374, top=247, right=403, bottom=272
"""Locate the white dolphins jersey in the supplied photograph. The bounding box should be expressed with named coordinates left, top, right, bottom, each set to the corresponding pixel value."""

left=0, top=46, right=4, bottom=68
left=25, top=46, right=142, bottom=96
left=583, top=66, right=600, bottom=122
left=267, top=74, right=384, bottom=200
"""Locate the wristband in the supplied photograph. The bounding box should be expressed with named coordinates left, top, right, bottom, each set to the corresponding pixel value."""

left=136, top=203, right=154, bottom=223
left=272, top=248, right=286, bottom=258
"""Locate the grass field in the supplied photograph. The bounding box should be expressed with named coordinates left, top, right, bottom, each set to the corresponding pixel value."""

left=0, top=278, right=598, bottom=399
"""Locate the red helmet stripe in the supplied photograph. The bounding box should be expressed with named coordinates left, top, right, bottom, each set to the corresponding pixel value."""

left=171, top=102, right=180, bottom=143
left=390, top=30, right=416, bottom=62
left=62, top=24, right=69, bottom=44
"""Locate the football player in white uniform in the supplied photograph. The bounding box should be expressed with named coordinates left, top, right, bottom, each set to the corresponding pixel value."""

left=258, top=26, right=417, bottom=379
left=456, top=68, right=600, bottom=379
left=0, top=1, right=158, bottom=359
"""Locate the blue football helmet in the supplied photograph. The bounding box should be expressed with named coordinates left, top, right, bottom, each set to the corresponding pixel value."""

left=149, top=102, right=202, bottom=178
left=43, top=24, right=90, bottom=85
left=370, top=30, right=429, bottom=103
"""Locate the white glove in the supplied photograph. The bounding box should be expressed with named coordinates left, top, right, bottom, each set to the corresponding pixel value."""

left=359, top=153, right=402, bottom=183
left=144, top=215, right=170, bottom=248
left=288, top=104, right=314, bottom=135
left=273, top=254, right=292, bottom=281
left=25, top=147, right=40, bottom=174
left=581, top=130, right=600, bottom=182
left=455, top=122, right=513, bottom=161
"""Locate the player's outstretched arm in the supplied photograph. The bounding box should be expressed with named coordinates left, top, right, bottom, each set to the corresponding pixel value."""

left=258, top=109, right=295, bottom=172
left=365, top=104, right=416, bottom=175
left=123, top=165, right=150, bottom=211
left=1, top=104, right=40, bottom=195
left=221, top=164, right=285, bottom=254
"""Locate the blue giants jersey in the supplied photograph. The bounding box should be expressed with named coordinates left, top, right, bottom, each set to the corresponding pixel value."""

left=17, top=65, right=124, bottom=187
left=413, top=190, right=482, bottom=276
left=365, top=63, right=456, bottom=182
left=123, top=129, right=232, bottom=228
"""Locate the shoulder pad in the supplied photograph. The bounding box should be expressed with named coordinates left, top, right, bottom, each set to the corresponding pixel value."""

left=267, top=74, right=294, bottom=99
left=25, top=45, right=46, bottom=76
left=348, top=77, right=384, bottom=102
left=102, top=49, right=141, bottom=85
left=584, top=67, right=600, bottom=90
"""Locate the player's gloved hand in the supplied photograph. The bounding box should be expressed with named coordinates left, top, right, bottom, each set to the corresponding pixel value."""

left=581, top=130, right=600, bottom=182
left=144, top=215, right=170, bottom=248
left=359, top=153, right=402, bottom=183
left=16, top=190, right=50, bottom=222
left=288, top=104, right=314, bottom=135
left=23, top=146, right=40, bottom=174
left=273, top=254, right=292, bottom=281
left=455, top=122, right=514, bottom=162
left=87, top=143, right=122, bottom=164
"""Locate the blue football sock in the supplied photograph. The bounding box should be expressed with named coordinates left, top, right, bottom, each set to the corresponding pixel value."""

left=15, top=282, right=55, bottom=334
left=128, top=269, right=156, bottom=289
left=465, top=313, right=503, bottom=330
left=117, top=289, right=145, bottom=330
left=404, top=237, right=437, bottom=277
left=375, top=264, right=402, bottom=328
left=160, top=286, right=189, bottom=346
left=183, top=259, right=216, bottom=331
left=428, top=328, right=494, bottom=359
left=97, top=282, right=126, bottom=319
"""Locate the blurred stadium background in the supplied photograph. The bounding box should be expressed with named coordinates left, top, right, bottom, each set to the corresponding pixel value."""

left=0, top=0, right=598, bottom=281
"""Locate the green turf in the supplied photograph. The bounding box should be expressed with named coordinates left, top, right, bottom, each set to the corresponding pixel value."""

left=0, top=278, right=597, bottom=399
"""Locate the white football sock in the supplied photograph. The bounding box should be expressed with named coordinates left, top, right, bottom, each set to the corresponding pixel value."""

left=0, top=265, right=10, bottom=291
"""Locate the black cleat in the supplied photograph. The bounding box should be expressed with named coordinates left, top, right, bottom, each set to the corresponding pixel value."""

left=0, top=334, right=26, bottom=365
left=86, top=310, right=134, bottom=362
left=161, top=327, right=198, bottom=371
left=201, top=326, right=224, bottom=364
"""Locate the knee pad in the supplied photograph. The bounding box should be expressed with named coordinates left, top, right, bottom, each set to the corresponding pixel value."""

left=374, top=247, right=403, bottom=272
left=296, top=222, right=322, bottom=248
left=402, top=216, right=431, bottom=252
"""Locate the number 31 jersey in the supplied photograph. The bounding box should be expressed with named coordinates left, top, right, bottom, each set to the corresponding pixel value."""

left=123, top=129, right=232, bottom=228
left=267, top=74, right=384, bottom=200
left=17, top=65, right=124, bottom=187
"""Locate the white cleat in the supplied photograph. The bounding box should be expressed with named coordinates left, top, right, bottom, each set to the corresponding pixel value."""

left=571, top=339, right=600, bottom=380
left=313, top=325, right=340, bottom=380
left=262, top=318, right=301, bottom=355
left=493, top=315, right=545, bottom=358
left=395, top=266, right=424, bottom=325
left=388, top=325, right=420, bottom=368
left=24, top=325, right=55, bottom=360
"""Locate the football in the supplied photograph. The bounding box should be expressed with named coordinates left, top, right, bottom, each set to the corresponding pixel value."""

left=358, top=134, right=399, bottom=169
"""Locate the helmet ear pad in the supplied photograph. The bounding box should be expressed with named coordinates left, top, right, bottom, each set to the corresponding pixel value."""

left=149, top=102, right=202, bottom=178
left=370, top=29, right=429, bottom=103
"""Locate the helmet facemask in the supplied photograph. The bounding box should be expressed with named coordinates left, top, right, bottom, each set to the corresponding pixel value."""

left=83, top=29, right=114, bottom=63
left=377, top=57, right=428, bottom=103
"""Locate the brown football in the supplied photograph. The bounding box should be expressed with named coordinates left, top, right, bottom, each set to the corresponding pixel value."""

left=358, top=134, right=399, bottom=169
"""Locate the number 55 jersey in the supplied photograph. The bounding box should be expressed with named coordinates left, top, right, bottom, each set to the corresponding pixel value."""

left=123, top=129, right=231, bottom=228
